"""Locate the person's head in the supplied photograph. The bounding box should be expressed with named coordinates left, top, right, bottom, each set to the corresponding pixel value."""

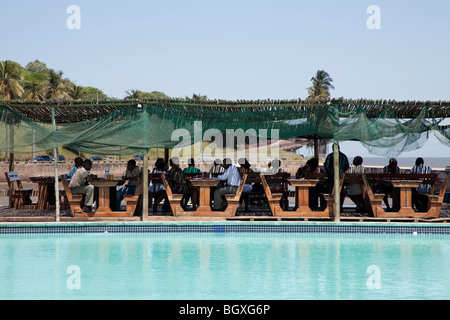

left=353, top=156, right=363, bottom=166
left=238, top=158, right=251, bottom=169
left=415, top=157, right=424, bottom=166
left=170, top=157, right=180, bottom=168
left=188, top=158, right=195, bottom=167
left=308, top=157, right=318, bottom=169
left=82, top=159, right=92, bottom=171
left=271, top=159, right=281, bottom=169
left=74, top=157, right=83, bottom=167
left=222, top=158, right=233, bottom=169
left=389, top=158, right=398, bottom=167
left=213, top=159, right=222, bottom=166
left=127, top=159, right=136, bottom=171
left=155, top=158, right=166, bottom=171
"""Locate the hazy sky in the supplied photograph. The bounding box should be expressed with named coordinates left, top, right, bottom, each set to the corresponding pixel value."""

left=2, top=0, right=450, bottom=158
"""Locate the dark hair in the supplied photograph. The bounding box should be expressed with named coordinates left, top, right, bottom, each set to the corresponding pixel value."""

left=74, top=157, right=83, bottom=166
left=188, top=158, right=195, bottom=166
left=307, top=157, right=318, bottom=169
left=353, top=156, right=363, bottom=166
left=415, top=157, right=424, bottom=166
left=127, top=159, right=136, bottom=167
left=155, top=158, right=166, bottom=171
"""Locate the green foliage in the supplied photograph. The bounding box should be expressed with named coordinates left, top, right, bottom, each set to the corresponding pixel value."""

left=1, top=60, right=170, bottom=102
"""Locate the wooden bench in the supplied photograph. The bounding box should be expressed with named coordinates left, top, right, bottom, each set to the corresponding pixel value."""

left=61, top=175, right=142, bottom=217
left=223, top=174, right=248, bottom=216
left=362, top=173, right=449, bottom=218
left=161, top=174, right=185, bottom=216
left=5, top=171, right=35, bottom=209
left=60, top=175, right=83, bottom=216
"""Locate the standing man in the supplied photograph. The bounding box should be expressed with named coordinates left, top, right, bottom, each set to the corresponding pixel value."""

left=69, top=159, right=95, bottom=213
left=323, top=146, right=349, bottom=193
left=213, top=158, right=241, bottom=210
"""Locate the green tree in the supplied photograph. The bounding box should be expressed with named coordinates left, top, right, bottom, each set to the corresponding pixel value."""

left=25, top=60, right=49, bottom=74
left=0, top=60, right=24, bottom=100
left=68, top=85, right=86, bottom=100
left=124, top=89, right=143, bottom=99
left=306, top=70, right=334, bottom=102
left=45, top=69, right=69, bottom=99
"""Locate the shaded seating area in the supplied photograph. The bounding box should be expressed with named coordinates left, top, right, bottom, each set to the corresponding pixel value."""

left=0, top=98, right=449, bottom=221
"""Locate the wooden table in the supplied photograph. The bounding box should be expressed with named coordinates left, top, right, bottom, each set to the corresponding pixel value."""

left=188, top=178, right=220, bottom=213
left=288, top=179, right=320, bottom=213
left=387, top=180, right=422, bottom=215
left=30, top=176, right=59, bottom=210
left=90, top=179, right=120, bottom=213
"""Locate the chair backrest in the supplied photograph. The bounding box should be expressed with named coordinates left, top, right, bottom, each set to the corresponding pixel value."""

left=160, top=174, right=173, bottom=197
left=260, top=175, right=272, bottom=198
left=60, top=175, right=74, bottom=198
left=5, top=171, right=24, bottom=190
left=232, top=174, right=247, bottom=200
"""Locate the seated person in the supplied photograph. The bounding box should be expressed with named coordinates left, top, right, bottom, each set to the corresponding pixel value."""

left=67, top=157, right=83, bottom=180
left=115, top=159, right=143, bottom=211
left=410, top=157, right=432, bottom=211
left=210, top=159, right=225, bottom=175
left=69, top=159, right=95, bottom=213
left=344, top=156, right=366, bottom=214
left=238, top=158, right=253, bottom=193
left=266, top=159, right=282, bottom=174
left=213, top=158, right=241, bottom=210
left=375, top=158, right=400, bottom=211
left=151, top=158, right=170, bottom=212
left=183, top=158, right=202, bottom=174
left=169, top=157, right=199, bottom=209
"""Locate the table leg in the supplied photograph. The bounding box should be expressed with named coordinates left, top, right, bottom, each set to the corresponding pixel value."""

left=196, top=186, right=212, bottom=213
left=397, top=187, right=415, bottom=214
left=96, top=187, right=112, bottom=212
left=295, top=187, right=313, bottom=213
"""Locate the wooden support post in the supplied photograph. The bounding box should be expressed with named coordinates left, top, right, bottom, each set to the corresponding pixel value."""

left=333, top=141, right=340, bottom=222
left=142, top=150, right=149, bottom=221
left=52, top=107, right=60, bottom=222
left=164, top=148, right=169, bottom=166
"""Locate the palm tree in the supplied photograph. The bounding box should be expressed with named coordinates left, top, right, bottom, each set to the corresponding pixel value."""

left=306, top=70, right=335, bottom=102
left=306, top=70, right=335, bottom=158
left=68, top=85, right=86, bottom=100
left=0, top=60, right=24, bottom=100
left=44, top=70, right=69, bottom=100
left=124, top=89, right=143, bottom=99
left=23, top=80, right=45, bottom=101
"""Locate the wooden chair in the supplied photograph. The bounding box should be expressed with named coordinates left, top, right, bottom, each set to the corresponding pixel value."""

left=161, top=174, right=185, bottom=216
left=260, top=174, right=283, bottom=215
left=222, top=174, right=248, bottom=216
left=60, top=175, right=83, bottom=216
left=4, top=171, right=34, bottom=209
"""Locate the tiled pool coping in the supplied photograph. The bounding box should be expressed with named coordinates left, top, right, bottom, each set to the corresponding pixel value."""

left=1, top=221, right=450, bottom=235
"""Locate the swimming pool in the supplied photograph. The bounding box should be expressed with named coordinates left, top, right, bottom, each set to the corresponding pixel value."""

left=1, top=222, right=450, bottom=300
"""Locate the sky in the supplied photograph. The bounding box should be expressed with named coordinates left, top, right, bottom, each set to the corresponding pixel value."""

left=2, top=0, right=450, bottom=159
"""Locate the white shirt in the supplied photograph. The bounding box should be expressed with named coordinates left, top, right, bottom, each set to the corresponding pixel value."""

left=217, top=165, right=241, bottom=187
left=69, top=167, right=90, bottom=188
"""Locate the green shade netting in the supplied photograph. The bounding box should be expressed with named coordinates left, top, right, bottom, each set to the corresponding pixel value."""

left=0, top=104, right=448, bottom=156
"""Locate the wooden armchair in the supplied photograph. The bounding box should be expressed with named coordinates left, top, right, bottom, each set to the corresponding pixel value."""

left=4, top=171, right=34, bottom=209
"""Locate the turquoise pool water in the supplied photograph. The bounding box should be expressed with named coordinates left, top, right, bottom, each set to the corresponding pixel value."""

left=1, top=231, right=450, bottom=300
